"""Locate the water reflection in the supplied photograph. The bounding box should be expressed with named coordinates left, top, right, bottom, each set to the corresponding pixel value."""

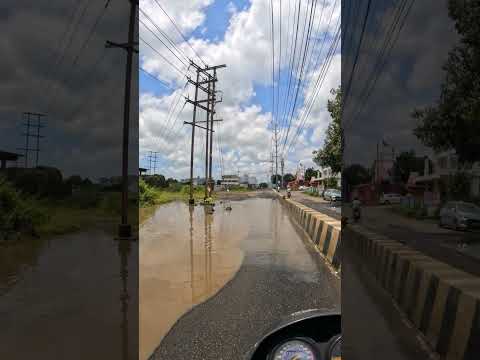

left=0, top=231, right=138, bottom=359
left=139, top=202, right=245, bottom=360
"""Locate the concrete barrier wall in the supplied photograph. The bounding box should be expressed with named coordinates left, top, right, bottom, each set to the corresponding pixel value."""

left=277, top=194, right=341, bottom=272
left=345, top=224, right=480, bottom=360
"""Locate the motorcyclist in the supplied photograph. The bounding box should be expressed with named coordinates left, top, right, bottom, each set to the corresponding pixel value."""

left=287, top=187, right=291, bottom=198
left=352, top=196, right=361, bottom=221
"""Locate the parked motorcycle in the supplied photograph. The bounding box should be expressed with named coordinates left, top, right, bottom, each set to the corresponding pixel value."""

left=246, top=309, right=341, bottom=360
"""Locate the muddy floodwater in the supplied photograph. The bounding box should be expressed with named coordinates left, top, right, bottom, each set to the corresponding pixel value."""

left=140, top=201, right=246, bottom=359
left=0, top=230, right=138, bottom=360
left=140, top=196, right=339, bottom=359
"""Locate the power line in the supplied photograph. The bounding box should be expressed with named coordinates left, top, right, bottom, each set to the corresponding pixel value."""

left=139, top=17, right=190, bottom=69
left=285, top=21, right=341, bottom=156
left=46, top=0, right=112, bottom=115
left=343, top=0, right=415, bottom=132
left=152, top=0, right=207, bottom=66
left=140, top=35, right=188, bottom=78
left=139, top=8, right=191, bottom=65
left=139, top=67, right=179, bottom=92
left=281, top=0, right=318, bottom=152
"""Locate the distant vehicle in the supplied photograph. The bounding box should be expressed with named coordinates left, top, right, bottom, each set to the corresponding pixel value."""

left=439, top=201, right=480, bottom=231
left=324, top=189, right=341, bottom=202
left=379, top=193, right=402, bottom=205
left=299, top=185, right=306, bottom=190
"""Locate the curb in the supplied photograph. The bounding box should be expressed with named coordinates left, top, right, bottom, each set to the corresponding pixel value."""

left=345, top=224, right=480, bottom=360
left=275, top=192, right=342, bottom=272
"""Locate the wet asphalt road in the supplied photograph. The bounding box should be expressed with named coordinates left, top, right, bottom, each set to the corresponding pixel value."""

left=150, top=198, right=340, bottom=360
left=288, top=191, right=341, bottom=220
left=351, top=206, right=480, bottom=277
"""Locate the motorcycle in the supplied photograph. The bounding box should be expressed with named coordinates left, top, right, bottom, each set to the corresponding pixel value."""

left=353, top=207, right=361, bottom=222
left=287, top=190, right=291, bottom=199
left=246, top=309, right=341, bottom=360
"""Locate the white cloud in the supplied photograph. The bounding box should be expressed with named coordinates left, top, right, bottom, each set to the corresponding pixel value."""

left=140, top=0, right=341, bottom=182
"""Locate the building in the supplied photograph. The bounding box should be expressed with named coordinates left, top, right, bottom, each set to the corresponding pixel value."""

left=411, top=150, right=480, bottom=209
left=309, top=167, right=341, bottom=190
left=373, top=144, right=395, bottom=184
left=220, top=174, right=240, bottom=188
left=0, top=150, right=22, bottom=170
left=238, top=174, right=257, bottom=189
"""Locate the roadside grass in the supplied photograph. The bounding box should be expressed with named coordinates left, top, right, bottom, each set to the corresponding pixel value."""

left=1, top=177, right=138, bottom=240
left=139, top=180, right=208, bottom=224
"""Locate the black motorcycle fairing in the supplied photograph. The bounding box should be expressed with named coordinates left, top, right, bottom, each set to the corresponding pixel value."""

left=246, top=309, right=341, bottom=360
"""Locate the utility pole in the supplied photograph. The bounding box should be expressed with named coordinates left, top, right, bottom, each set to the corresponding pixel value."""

left=274, top=124, right=279, bottom=189
left=151, top=151, right=159, bottom=175
left=188, top=69, right=200, bottom=205
left=185, top=62, right=226, bottom=203
left=19, top=112, right=46, bottom=168
left=106, top=0, right=138, bottom=239
left=207, top=68, right=217, bottom=197
left=204, top=80, right=211, bottom=200
left=281, top=157, right=284, bottom=190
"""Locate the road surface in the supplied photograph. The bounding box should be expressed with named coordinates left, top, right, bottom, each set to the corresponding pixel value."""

left=347, top=205, right=480, bottom=277
left=143, top=196, right=340, bottom=360
left=289, top=190, right=341, bottom=220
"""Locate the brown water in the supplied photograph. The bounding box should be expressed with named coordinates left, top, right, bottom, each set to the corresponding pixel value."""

left=139, top=201, right=246, bottom=359
left=0, top=230, right=138, bottom=360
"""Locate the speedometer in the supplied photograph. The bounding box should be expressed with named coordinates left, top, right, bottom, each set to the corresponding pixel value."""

left=271, top=339, right=317, bottom=360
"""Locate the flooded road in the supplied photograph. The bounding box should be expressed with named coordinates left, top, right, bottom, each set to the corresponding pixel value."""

left=0, top=230, right=138, bottom=360
left=140, top=201, right=246, bottom=360
left=144, top=196, right=340, bottom=360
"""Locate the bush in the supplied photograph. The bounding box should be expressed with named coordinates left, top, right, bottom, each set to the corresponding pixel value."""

left=4, top=166, right=70, bottom=198
left=0, top=178, right=47, bottom=238
left=139, top=179, right=157, bottom=206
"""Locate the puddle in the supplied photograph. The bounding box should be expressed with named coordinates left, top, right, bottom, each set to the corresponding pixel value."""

left=139, top=202, right=246, bottom=359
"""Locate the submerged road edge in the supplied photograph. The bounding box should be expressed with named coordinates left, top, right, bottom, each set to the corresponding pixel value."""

left=275, top=191, right=342, bottom=276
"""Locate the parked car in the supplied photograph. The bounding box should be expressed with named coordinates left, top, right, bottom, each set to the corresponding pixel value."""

left=379, top=193, right=402, bottom=205
left=299, top=185, right=306, bottom=190
left=439, top=201, right=480, bottom=231
left=324, top=189, right=342, bottom=202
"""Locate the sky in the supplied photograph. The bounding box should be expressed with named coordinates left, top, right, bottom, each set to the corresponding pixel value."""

left=0, top=0, right=138, bottom=180
left=139, top=0, right=341, bottom=182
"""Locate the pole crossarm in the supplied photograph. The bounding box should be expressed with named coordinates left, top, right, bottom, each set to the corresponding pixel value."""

left=186, top=77, right=215, bottom=95
left=184, top=121, right=215, bottom=132
left=185, top=98, right=215, bottom=113
left=194, top=119, right=223, bottom=123
left=105, top=40, right=139, bottom=53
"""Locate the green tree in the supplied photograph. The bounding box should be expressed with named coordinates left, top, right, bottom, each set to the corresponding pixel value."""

left=413, top=1, right=480, bottom=163
left=343, top=164, right=371, bottom=187
left=144, top=174, right=167, bottom=188
left=259, top=182, right=268, bottom=189
left=270, top=174, right=282, bottom=185
left=304, top=168, right=316, bottom=182
left=313, top=87, right=342, bottom=174
left=283, top=173, right=295, bottom=183
left=392, top=151, right=425, bottom=184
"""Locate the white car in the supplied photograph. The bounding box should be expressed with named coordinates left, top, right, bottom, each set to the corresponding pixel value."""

left=299, top=185, right=306, bottom=190
left=379, top=193, right=402, bottom=205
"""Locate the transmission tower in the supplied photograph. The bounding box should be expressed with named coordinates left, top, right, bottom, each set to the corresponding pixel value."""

left=18, top=112, right=46, bottom=168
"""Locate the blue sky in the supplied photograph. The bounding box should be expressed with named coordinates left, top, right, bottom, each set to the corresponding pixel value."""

left=139, top=0, right=341, bottom=181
